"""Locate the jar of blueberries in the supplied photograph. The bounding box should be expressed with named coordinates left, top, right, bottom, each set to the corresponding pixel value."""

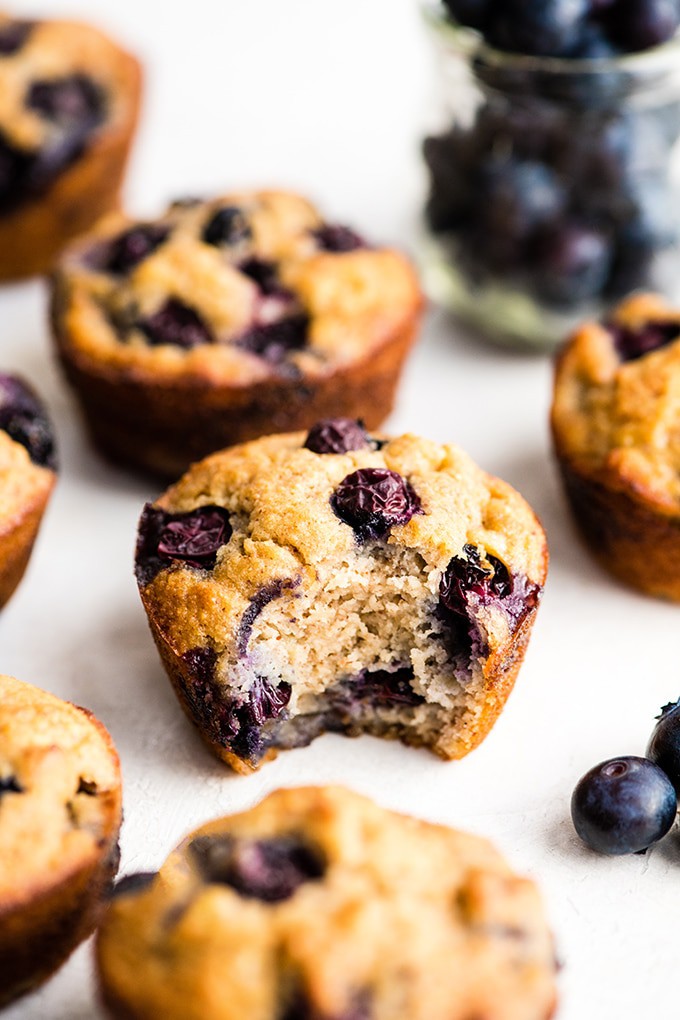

left=421, top=0, right=680, bottom=349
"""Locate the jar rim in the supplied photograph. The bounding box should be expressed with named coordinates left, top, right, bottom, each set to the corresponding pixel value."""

left=421, top=0, right=680, bottom=77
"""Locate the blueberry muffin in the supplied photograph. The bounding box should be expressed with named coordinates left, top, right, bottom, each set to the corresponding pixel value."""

left=50, top=191, right=423, bottom=477
left=0, top=12, right=141, bottom=280
left=552, top=292, right=680, bottom=600
left=135, top=422, right=547, bottom=772
left=96, top=785, right=557, bottom=1020
left=0, top=372, right=57, bottom=609
left=0, top=674, right=122, bottom=1006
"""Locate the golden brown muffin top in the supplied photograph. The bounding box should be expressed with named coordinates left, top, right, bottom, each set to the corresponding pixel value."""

left=0, top=12, right=137, bottom=151
left=97, top=786, right=557, bottom=1020
left=552, top=293, right=680, bottom=511
left=137, top=427, right=547, bottom=671
left=53, top=190, right=422, bottom=385
left=0, top=675, right=122, bottom=910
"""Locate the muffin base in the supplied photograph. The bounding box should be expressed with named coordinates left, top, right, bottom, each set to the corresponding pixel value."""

left=0, top=51, right=141, bottom=281
left=558, top=459, right=680, bottom=601
left=141, top=557, right=546, bottom=774
left=0, top=839, right=120, bottom=1007
left=52, top=316, right=419, bottom=479
left=0, top=480, right=55, bottom=609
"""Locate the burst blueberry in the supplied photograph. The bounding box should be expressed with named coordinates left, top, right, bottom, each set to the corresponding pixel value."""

left=138, top=299, right=214, bottom=348
left=331, top=468, right=422, bottom=541
left=304, top=418, right=370, bottom=455
left=190, top=834, right=325, bottom=902
left=571, top=756, right=677, bottom=855
left=0, top=20, right=33, bottom=55
left=106, top=225, right=169, bottom=274
left=313, top=224, right=366, bottom=253
left=0, top=372, right=57, bottom=470
left=135, top=504, right=232, bottom=585
left=203, top=206, right=251, bottom=247
left=608, top=318, right=679, bottom=361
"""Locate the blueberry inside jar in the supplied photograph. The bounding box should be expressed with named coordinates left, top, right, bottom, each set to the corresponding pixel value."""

left=421, top=0, right=680, bottom=350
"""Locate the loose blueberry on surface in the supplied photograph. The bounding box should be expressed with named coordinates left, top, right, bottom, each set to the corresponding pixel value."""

left=27, top=74, right=104, bottom=127
left=109, top=872, right=158, bottom=899
left=190, top=834, right=325, bottom=902
left=331, top=468, right=423, bottom=541
left=0, top=20, right=33, bottom=55
left=135, top=504, right=232, bottom=585
left=304, top=418, right=371, bottom=455
left=647, top=699, right=680, bottom=795
left=106, top=224, right=169, bottom=274
left=313, top=224, right=366, bottom=253
left=571, top=756, right=677, bottom=855
left=202, top=206, right=251, bottom=247
left=235, top=314, right=309, bottom=365
left=0, top=372, right=57, bottom=470
left=138, top=299, right=214, bottom=348
left=608, top=319, right=679, bottom=361
left=0, top=775, right=22, bottom=795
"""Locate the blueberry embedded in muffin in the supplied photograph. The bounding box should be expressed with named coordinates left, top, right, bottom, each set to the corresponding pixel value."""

left=0, top=674, right=122, bottom=1006
left=0, top=14, right=141, bottom=279
left=0, top=372, right=57, bottom=609
left=95, top=786, right=558, bottom=1020
left=551, top=292, right=680, bottom=599
left=134, top=424, right=547, bottom=772
left=50, top=190, right=423, bottom=477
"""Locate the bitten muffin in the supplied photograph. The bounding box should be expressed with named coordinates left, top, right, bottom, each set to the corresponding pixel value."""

left=50, top=190, right=423, bottom=477
left=552, top=292, right=680, bottom=600
left=134, top=422, right=547, bottom=773
left=96, top=786, right=558, bottom=1020
left=0, top=674, right=122, bottom=1006
left=0, top=12, right=141, bottom=280
left=0, top=372, right=57, bottom=609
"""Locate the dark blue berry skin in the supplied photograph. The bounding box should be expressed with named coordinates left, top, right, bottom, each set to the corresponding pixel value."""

left=606, top=0, right=680, bottom=51
left=647, top=700, right=680, bottom=795
left=441, top=0, right=493, bottom=30
left=533, top=223, right=611, bottom=307
left=571, top=756, right=677, bottom=855
left=487, top=0, right=589, bottom=56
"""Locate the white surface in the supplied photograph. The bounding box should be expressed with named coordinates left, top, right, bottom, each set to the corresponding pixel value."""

left=2, top=1, right=679, bottom=1017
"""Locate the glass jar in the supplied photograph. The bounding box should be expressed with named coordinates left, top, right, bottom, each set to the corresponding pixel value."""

left=420, top=0, right=680, bottom=350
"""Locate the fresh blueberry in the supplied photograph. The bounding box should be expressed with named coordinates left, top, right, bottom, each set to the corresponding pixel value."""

left=190, top=834, right=325, bottom=903
left=138, top=299, right=214, bottom=348
left=106, top=225, right=169, bottom=274
left=331, top=468, right=422, bottom=541
left=0, top=20, right=33, bottom=56
left=135, top=504, right=232, bottom=585
left=571, top=756, right=677, bottom=855
left=202, top=206, right=251, bottom=247
left=0, top=372, right=57, bottom=470
left=313, top=224, right=365, bottom=253
left=532, top=223, right=611, bottom=307
left=605, top=0, right=680, bottom=51
left=607, top=318, right=679, bottom=361
left=110, top=872, right=157, bottom=899
left=647, top=700, right=680, bottom=794
left=304, top=418, right=371, bottom=455
left=569, top=20, right=621, bottom=58
left=487, top=0, right=589, bottom=56
left=441, top=0, right=493, bottom=30
left=478, top=159, right=566, bottom=242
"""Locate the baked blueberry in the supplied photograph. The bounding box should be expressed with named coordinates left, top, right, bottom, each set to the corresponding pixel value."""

left=0, top=20, right=33, bottom=56
left=106, top=225, right=169, bottom=274
left=608, top=318, right=679, bottom=361
left=0, top=373, right=57, bottom=470
left=190, top=834, right=325, bottom=902
left=330, top=468, right=423, bottom=541
left=138, top=299, right=214, bottom=349
left=135, top=504, right=232, bottom=585
left=571, top=756, right=677, bottom=854
left=313, top=224, right=365, bottom=253
left=304, top=418, right=371, bottom=455
left=203, top=205, right=251, bottom=247
left=647, top=699, right=680, bottom=794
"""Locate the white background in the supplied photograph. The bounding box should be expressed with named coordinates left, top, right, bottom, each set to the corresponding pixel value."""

left=2, top=2, right=680, bottom=1017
